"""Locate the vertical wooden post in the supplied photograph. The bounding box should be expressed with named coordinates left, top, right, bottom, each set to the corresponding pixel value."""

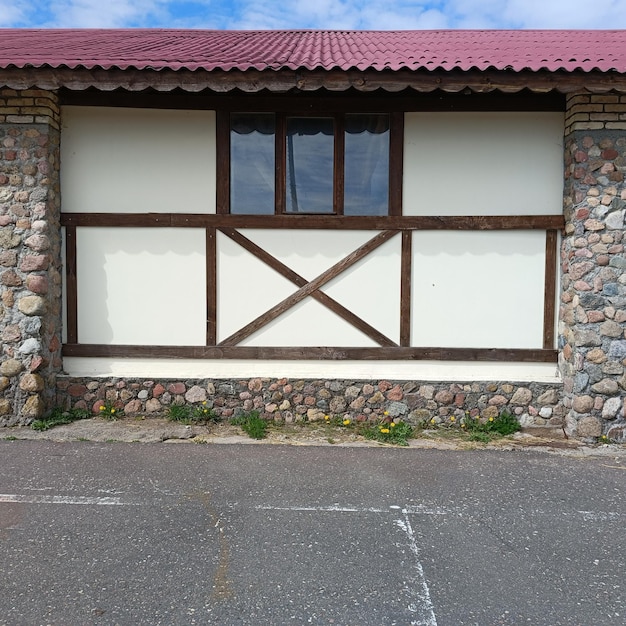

left=543, top=229, right=557, bottom=350
left=206, top=227, right=217, bottom=345
left=400, top=230, right=412, bottom=347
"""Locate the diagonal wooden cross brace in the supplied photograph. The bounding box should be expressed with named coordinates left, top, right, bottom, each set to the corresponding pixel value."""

left=218, top=229, right=400, bottom=347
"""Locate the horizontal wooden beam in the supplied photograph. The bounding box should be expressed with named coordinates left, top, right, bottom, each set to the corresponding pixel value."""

left=63, top=344, right=557, bottom=362
left=61, top=213, right=565, bottom=230
left=59, top=88, right=565, bottom=112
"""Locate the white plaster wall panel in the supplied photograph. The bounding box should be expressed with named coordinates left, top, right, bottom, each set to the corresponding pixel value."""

left=410, top=231, right=545, bottom=349
left=321, top=235, right=401, bottom=342
left=63, top=357, right=560, bottom=382
left=403, top=112, right=564, bottom=216
left=76, top=228, right=206, bottom=345
left=239, top=298, right=378, bottom=347
left=61, top=106, right=216, bottom=213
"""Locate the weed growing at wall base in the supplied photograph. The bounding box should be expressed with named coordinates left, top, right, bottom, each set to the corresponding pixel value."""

left=231, top=410, right=268, bottom=439
left=461, top=410, right=521, bottom=441
left=32, top=407, right=90, bottom=431
left=167, top=402, right=219, bottom=425
left=363, top=419, right=414, bottom=446
left=99, top=401, right=122, bottom=420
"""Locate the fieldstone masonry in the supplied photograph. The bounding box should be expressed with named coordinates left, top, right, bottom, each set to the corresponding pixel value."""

left=1, top=87, right=626, bottom=442
left=562, top=92, right=626, bottom=442
left=0, top=89, right=63, bottom=424
left=55, top=376, right=564, bottom=428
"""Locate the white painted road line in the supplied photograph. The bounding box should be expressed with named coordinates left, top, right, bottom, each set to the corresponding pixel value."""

left=395, top=509, right=438, bottom=626
left=0, top=494, right=137, bottom=506
left=255, top=504, right=449, bottom=515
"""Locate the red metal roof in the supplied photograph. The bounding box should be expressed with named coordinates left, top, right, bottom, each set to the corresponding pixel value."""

left=1, top=29, right=625, bottom=74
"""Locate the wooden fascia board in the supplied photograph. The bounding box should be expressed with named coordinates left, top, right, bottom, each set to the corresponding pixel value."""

left=2, top=66, right=625, bottom=94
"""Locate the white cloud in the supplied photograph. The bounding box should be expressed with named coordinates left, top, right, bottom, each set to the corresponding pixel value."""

left=227, top=0, right=626, bottom=30
left=5, top=0, right=626, bottom=29
left=48, top=0, right=171, bottom=27
left=502, top=0, right=626, bottom=28
left=0, top=0, right=30, bottom=26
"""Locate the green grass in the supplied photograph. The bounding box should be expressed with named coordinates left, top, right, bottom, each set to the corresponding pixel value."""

left=363, top=420, right=414, bottom=446
left=231, top=410, right=268, bottom=440
left=460, top=409, right=521, bottom=441
left=167, top=403, right=219, bottom=425
left=32, top=407, right=91, bottom=432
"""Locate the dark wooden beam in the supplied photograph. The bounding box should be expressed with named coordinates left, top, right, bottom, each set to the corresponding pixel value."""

left=215, top=110, right=230, bottom=214
left=275, top=114, right=286, bottom=214
left=64, top=226, right=78, bottom=344
left=206, top=227, right=217, bottom=345
left=334, top=114, right=345, bottom=215
left=63, top=343, right=558, bottom=362
left=543, top=229, right=558, bottom=350
left=61, top=213, right=565, bottom=230
left=389, top=112, right=404, bottom=216
left=400, top=231, right=412, bottom=347
left=58, top=86, right=565, bottom=111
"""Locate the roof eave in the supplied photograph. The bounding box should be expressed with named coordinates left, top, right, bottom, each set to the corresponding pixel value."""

left=1, top=65, right=625, bottom=94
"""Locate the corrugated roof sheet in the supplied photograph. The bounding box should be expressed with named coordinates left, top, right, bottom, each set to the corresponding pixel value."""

left=0, top=29, right=625, bottom=74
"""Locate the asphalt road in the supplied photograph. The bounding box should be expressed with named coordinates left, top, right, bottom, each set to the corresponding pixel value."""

left=0, top=441, right=624, bottom=625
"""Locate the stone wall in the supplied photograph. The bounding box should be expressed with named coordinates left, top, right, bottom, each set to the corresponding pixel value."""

left=561, top=92, right=626, bottom=442
left=0, top=89, right=63, bottom=424
left=56, top=376, right=563, bottom=427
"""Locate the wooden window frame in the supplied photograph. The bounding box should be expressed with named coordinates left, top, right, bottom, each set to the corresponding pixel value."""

left=217, top=110, right=403, bottom=217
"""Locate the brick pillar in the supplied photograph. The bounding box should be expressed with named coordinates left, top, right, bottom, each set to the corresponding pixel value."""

left=561, top=92, right=626, bottom=442
left=0, top=89, right=62, bottom=424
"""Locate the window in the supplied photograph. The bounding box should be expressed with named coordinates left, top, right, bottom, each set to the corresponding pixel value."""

left=226, top=112, right=394, bottom=216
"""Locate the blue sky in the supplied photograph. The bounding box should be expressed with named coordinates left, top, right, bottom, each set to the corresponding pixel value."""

left=3, top=0, right=626, bottom=29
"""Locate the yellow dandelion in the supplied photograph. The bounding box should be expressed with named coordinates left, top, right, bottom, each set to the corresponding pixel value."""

left=343, top=419, right=351, bottom=426
left=99, top=405, right=105, bottom=411
left=390, top=422, right=396, bottom=428
left=380, top=428, right=390, bottom=434
left=111, top=409, right=116, bottom=414
left=324, top=415, right=330, bottom=421
left=383, top=410, right=389, bottom=416
left=450, top=416, right=456, bottom=422
left=430, top=418, right=436, bottom=424
left=461, top=423, right=466, bottom=428
left=488, top=416, right=494, bottom=422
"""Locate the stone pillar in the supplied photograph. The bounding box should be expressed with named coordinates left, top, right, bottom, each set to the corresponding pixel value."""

left=0, top=89, right=62, bottom=424
left=561, top=92, right=626, bottom=442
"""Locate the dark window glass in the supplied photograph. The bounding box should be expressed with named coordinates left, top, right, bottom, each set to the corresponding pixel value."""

left=230, top=113, right=275, bottom=215
left=286, top=117, right=334, bottom=214
left=344, top=114, right=389, bottom=216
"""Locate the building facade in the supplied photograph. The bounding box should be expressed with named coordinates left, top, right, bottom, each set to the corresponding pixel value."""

left=0, top=30, right=625, bottom=440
